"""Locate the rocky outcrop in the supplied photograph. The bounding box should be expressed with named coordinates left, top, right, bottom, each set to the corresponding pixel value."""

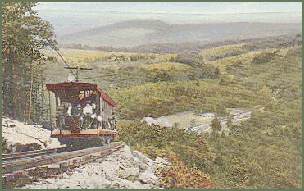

left=2, top=117, right=63, bottom=152
left=21, top=144, right=171, bottom=189
left=143, top=108, right=252, bottom=135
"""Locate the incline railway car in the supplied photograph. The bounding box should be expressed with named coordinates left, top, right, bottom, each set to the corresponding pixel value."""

left=46, top=82, right=117, bottom=148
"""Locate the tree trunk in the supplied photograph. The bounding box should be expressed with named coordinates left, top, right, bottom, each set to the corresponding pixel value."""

left=28, top=65, right=34, bottom=123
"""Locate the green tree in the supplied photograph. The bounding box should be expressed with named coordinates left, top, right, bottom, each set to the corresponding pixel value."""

left=2, top=2, right=57, bottom=121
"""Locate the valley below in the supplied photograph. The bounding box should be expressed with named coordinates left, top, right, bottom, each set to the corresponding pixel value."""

left=36, top=30, right=303, bottom=189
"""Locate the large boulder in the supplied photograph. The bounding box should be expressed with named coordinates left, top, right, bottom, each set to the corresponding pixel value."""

left=133, top=150, right=153, bottom=166
left=119, top=167, right=140, bottom=179
left=111, top=178, right=134, bottom=189
left=139, top=169, right=159, bottom=185
left=142, top=116, right=174, bottom=128
left=120, top=145, right=134, bottom=160
left=142, top=117, right=155, bottom=126
left=88, top=178, right=111, bottom=189
left=100, top=161, right=120, bottom=180
left=130, top=180, right=152, bottom=189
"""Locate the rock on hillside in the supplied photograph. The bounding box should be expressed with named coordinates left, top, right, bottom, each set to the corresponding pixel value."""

left=143, top=108, right=252, bottom=135
left=21, top=144, right=171, bottom=189
left=2, top=117, right=64, bottom=151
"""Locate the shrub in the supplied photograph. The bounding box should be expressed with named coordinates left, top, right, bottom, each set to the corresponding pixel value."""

left=173, top=52, right=196, bottom=64
left=156, top=154, right=213, bottom=189
left=211, top=116, right=222, bottom=132
left=251, top=51, right=276, bottom=64
left=2, top=137, right=11, bottom=153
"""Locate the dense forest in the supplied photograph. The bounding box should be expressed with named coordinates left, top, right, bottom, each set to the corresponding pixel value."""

left=2, top=2, right=57, bottom=122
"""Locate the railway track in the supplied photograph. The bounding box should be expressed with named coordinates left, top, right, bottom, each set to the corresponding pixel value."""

left=2, top=142, right=124, bottom=189
left=2, top=147, right=66, bottom=163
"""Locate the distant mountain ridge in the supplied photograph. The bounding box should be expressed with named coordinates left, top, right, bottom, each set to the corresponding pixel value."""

left=60, top=20, right=170, bottom=37
left=58, top=19, right=302, bottom=48
left=61, top=34, right=302, bottom=54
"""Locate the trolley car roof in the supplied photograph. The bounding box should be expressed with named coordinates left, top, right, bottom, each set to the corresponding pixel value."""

left=46, top=82, right=117, bottom=107
left=46, top=82, right=97, bottom=92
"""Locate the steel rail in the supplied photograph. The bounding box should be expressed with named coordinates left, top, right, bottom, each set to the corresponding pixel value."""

left=2, top=148, right=60, bottom=162
left=2, top=142, right=124, bottom=189
left=2, top=142, right=123, bottom=175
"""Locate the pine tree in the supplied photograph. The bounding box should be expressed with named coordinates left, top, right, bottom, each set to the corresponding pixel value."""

left=2, top=2, right=57, bottom=122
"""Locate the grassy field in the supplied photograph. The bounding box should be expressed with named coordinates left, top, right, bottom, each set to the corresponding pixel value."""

left=43, top=34, right=302, bottom=189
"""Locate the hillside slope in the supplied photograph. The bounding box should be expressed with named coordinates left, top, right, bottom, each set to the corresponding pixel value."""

left=41, top=34, right=302, bottom=189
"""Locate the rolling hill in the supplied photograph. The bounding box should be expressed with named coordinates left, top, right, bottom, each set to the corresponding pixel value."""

left=58, top=19, right=302, bottom=48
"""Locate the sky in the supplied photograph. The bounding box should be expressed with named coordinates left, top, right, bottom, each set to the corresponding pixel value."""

left=35, top=2, right=302, bottom=15
left=33, top=2, right=302, bottom=37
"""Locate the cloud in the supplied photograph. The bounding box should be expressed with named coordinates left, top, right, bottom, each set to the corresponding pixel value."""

left=34, top=2, right=302, bottom=16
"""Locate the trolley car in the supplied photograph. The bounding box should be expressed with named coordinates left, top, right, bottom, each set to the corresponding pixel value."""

left=46, top=81, right=117, bottom=148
